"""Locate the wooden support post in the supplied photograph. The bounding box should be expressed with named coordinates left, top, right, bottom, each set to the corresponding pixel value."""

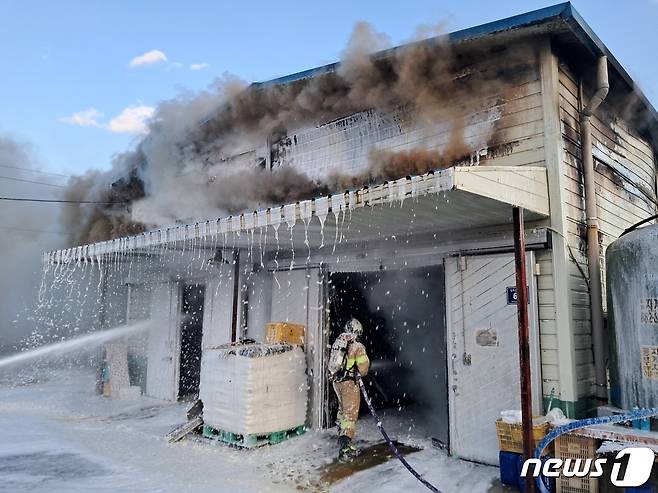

left=513, top=207, right=535, bottom=493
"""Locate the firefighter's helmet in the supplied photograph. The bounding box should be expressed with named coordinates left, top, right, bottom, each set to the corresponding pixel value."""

left=345, top=318, right=363, bottom=337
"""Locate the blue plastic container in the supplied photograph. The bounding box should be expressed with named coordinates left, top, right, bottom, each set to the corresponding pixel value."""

left=499, top=451, right=521, bottom=488
left=624, top=483, right=654, bottom=493
left=516, top=454, right=555, bottom=493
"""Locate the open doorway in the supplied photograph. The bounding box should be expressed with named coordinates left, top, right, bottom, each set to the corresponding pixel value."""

left=178, top=283, right=205, bottom=400
left=328, top=265, right=448, bottom=447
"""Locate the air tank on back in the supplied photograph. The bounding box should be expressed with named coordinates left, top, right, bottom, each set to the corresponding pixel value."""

left=607, top=224, right=658, bottom=409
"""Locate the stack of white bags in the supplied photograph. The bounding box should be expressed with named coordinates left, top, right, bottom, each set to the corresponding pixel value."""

left=199, top=343, right=308, bottom=436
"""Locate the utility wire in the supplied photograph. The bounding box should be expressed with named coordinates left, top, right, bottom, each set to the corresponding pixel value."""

left=542, top=226, right=590, bottom=291
left=0, top=164, right=71, bottom=178
left=0, top=175, right=66, bottom=188
left=0, top=226, right=67, bottom=235
left=0, top=197, right=125, bottom=205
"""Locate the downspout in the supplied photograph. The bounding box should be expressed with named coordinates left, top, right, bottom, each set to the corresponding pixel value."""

left=580, top=55, right=609, bottom=402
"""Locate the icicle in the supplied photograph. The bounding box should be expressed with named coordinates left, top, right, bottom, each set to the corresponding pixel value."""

left=396, top=177, right=409, bottom=207
left=96, top=254, right=103, bottom=293
left=37, top=255, right=51, bottom=304
left=244, top=212, right=255, bottom=264
left=272, top=222, right=280, bottom=271
left=257, top=227, right=264, bottom=268
left=315, top=196, right=329, bottom=249
left=66, top=250, right=81, bottom=297
left=385, top=181, right=394, bottom=207
left=284, top=203, right=297, bottom=270
left=197, top=224, right=204, bottom=265
left=231, top=215, right=242, bottom=236
left=257, top=209, right=268, bottom=269
left=206, top=228, right=217, bottom=272
left=331, top=193, right=346, bottom=254
left=267, top=207, right=282, bottom=288
left=411, top=175, right=422, bottom=200
left=341, top=192, right=357, bottom=244
left=299, top=200, right=312, bottom=263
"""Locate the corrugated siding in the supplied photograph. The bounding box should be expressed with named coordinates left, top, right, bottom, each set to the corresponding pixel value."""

left=558, top=60, right=657, bottom=399
left=536, top=249, right=560, bottom=398
left=275, top=46, right=545, bottom=181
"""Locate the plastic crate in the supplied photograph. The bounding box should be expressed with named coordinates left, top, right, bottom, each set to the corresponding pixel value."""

left=496, top=418, right=551, bottom=454
left=554, top=434, right=598, bottom=493
left=265, top=322, right=305, bottom=345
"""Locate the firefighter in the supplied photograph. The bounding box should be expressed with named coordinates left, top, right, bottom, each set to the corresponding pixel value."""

left=329, top=318, right=370, bottom=461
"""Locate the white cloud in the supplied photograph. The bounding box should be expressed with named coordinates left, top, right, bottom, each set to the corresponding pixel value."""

left=190, top=62, right=210, bottom=71
left=107, top=105, right=155, bottom=134
left=59, top=108, right=104, bottom=127
left=167, top=62, right=184, bottom=71
left=129, top=49, right=167, bottom=68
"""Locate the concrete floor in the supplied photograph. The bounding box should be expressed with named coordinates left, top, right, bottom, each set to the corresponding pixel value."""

left=0, top=368, right=505, bottom=492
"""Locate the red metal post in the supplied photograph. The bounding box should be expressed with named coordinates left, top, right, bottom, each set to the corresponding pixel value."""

left=513, top=207, right=535, bottom=493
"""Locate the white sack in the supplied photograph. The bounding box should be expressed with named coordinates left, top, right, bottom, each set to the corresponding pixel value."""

left=199, top=343, right=308, bottom=436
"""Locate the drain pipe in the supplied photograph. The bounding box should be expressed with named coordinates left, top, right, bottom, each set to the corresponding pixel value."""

left=580, top=56, right=609, bottom=402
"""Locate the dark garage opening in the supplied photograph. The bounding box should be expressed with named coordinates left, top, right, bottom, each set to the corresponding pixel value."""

left=178, top=283, right=205, bottom=400
left=328, top=265, right=448, bottom=447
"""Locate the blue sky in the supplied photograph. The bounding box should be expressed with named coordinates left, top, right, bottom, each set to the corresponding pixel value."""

left=1, top=0, right=656, bottom=177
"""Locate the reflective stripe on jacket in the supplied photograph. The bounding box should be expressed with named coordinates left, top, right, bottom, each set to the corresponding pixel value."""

left=346, top=341, right=369, bottom=376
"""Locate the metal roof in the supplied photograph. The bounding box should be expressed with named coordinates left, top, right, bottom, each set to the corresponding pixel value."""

left=252, top=2, right=658, bottom=144
left=43, top=166, right=549, bottom=263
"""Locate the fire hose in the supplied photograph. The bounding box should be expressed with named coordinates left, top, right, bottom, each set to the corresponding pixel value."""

left=533, top=407, right=658, bottom=493
left=358, top=365, right=658, bottom=493
left=355, top=370, right=440, bottom=493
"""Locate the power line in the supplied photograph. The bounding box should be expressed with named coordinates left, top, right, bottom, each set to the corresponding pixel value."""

left=0, top=175, right=66, bottom=188
left=0, top=226, right=67, bottom=235
left=0, top=164, right=71, bottom=178
left=0, top=196, right=125, bottom=204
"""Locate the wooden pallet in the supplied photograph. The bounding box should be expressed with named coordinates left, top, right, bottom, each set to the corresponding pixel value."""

left=201, top=424, right=305, bottom=448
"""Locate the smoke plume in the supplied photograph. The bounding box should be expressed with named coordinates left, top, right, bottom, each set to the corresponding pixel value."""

left=63, top=22, right=527, bottom=246
left=0, top=134, right=65, bottom=354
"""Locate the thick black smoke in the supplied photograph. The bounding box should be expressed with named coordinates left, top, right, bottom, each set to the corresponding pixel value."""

left=63, top=22, right=527, bottom=246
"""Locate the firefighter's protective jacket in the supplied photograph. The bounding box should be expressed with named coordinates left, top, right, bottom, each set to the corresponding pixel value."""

left=345, top=340, right=369, bottom=377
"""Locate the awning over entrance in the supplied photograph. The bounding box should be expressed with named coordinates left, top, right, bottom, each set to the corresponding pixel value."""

left=44, top=166, right=549, bottom=263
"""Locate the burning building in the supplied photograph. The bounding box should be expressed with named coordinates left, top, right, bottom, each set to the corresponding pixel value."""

left=41, top=3, right=658, bottom=465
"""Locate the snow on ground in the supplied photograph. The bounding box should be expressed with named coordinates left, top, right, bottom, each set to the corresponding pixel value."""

left=0, top=368, right=503, bottom=492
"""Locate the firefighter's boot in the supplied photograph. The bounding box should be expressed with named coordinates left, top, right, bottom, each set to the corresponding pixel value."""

left=338, top=435, right=359, bottom=461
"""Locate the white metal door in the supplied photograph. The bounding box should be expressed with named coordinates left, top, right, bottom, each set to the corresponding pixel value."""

left=202, top=265, right=234, bottom=348
left=271, top=268, right=325, bottom=428
left=446, top=252, right=540, bottom=465
left=146, top=282, right=180, bottom=401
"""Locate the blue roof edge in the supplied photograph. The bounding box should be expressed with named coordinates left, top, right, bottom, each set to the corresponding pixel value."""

left=254, top=2, right=572, bottom=87
left=250, top=2, right=657, bottom=134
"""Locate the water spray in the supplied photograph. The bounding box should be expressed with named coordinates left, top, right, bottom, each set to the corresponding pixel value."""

left=0, top=321, right=150, bottom=370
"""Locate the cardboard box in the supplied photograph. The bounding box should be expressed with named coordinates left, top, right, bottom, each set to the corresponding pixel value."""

left=266, top=322, right=305, bottom=346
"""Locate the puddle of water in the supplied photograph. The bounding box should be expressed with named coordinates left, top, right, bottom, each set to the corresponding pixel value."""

left=318, top=441, right=421, bottom=485
left=0, top=451, right=107, bottom=489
